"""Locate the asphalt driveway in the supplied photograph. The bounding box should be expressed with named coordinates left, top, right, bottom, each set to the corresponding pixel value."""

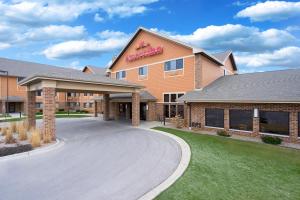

left=0, top=118, right=181, bottom=200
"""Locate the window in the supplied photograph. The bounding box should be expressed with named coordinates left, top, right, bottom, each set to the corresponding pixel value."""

left=259, top=111, right=289, bottom=136
left=163, top=93, right=185, bottom=118
left=84, top=93, right=88, bottom=96
left=83, top=103, right=87, bottom=108
left=36, top=90, right=42, bottom=96
left=139, top=66, right=148, bottom=76
left=164, top=58, right=183, bottom=71
left=298, top=113, right=300, bottom=137
left=229, top=109, right=253, bottom=131
left=35, top=103, right=43, bottom=109
left=205, top=108, right=224, bottom=128
left=116, top=71, right=126, bottom=79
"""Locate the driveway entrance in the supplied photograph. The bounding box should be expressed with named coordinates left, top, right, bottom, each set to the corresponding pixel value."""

left=0, top=118, right=181, bottom=200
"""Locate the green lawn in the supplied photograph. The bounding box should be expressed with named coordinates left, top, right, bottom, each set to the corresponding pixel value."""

left=0, top=114, right=90, bottom=122
left=153, top=127, right=300, bottom=200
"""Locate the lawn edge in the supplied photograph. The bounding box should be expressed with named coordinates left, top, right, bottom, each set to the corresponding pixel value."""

left=0, top=138, right=64, bottom=162
left=138, top=127, right=191, bottom=200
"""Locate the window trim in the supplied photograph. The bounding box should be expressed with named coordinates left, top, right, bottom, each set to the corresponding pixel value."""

left=229, top=109, right=253, bottom=132
left=116, top=70, right=126, bottom=80
left=259, top=110, right=290, bottom=136
left=205, top=108, right=225, bottom=128
left=138, top=66, right=148, bottom=76
left=164, top=58, right=184, bottom=72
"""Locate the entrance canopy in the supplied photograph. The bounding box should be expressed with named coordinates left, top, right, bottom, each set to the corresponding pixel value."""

left=19, top=71, right=143, bottom=140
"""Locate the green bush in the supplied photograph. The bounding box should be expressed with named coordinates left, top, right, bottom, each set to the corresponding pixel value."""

left=261, top=135, right=282, bottom=145
left=217, top=130, right=231, bottom=137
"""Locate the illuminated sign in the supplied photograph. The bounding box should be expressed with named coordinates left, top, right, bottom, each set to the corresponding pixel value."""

left=126, top=41, right=163, bottom=62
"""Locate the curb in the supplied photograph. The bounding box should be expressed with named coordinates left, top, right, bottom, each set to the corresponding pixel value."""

left=138, top=128, right=191, bottom=200
left=0, top=138, right=64, bottom=162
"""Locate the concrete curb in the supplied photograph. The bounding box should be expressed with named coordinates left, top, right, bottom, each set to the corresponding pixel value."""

left=0, top=138, right=64, bottom=162
left=138, top=128, right=191, bottom=200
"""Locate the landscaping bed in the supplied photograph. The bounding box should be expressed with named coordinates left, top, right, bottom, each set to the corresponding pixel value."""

left=153, top=127, right=300, bottom=200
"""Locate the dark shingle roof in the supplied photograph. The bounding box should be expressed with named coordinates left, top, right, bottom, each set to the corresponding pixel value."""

left=0, top=57, right=78, bottom=77
left=211, top=51, right=232, bottom=63
left=179, top=69, right=300, bottom=103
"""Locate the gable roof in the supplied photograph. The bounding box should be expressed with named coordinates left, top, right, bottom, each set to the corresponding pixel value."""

left=0, top=57, right=78, bottom=78
left=211, top=50, right=237, bottom=71
left=108, top=27, right=224, bottom=69
left=179, top=69, right=300, bottom=103
left=82, top=65, right=107, bottom=76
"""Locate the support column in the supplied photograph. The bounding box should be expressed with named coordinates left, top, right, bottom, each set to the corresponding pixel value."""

left=132, top=92, right=140, bottom=126
left=42, top=87, right=56, bottom=140
left=113, top=103, right=120, bottom=120
left=253, top=117, right=260, bottom=137
left=224, top=108, right=229, bottom=131
left=103, top=94, right=109, bottom=121
left=1, top=100, right=6, bottom=114
left=290, top=111, right=298, bottom=143
left=26, top=90, right=36, bottom=129
left=94, top=101, right=98, bottom=117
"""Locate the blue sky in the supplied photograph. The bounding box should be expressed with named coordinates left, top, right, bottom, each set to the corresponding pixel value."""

left=0, top=0, right=300, bottom=73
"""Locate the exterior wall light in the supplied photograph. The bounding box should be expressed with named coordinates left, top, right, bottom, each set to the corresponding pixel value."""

left=254, top=108, right=259, bottom=118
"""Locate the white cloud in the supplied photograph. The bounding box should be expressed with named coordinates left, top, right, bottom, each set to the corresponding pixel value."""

left=23, top=25, right=86, bottom=41
left=236, top=1, right=300, bottom=21
left=97, top=30, right=129, bottom=39
left=68, top=61, right=82, bottom=70
left=94, top=13, right=104, bottom=22
left=235, top=46, right=300, bottom=68
left=0, top=0, right=158, bottom=25
left=286, top=25, right=300, bottom=32
left=0, top=42, right=10, bottom=50
left=43, top=37, right=128, bottom=59
left=169, top=24, right=296, bottom=52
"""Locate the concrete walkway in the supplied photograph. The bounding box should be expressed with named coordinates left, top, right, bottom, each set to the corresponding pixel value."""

left=0, top=118, right=181, bottom=200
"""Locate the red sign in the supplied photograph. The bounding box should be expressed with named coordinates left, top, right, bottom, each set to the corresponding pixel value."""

left=126, top=41, right=163, bottom=62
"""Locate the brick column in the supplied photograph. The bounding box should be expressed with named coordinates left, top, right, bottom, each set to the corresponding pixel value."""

left=114, top=103, right=120, bottom=120
left=200, top=106, right=205, bottom=128
left=253, top=117, right=260, bottom=137
left=290, top=111, right=298, bottom=143
left=26, top=90, right=36, bottom=129
left=146, top=101, right=156, bottom=121
left=132, top=92, right=140, bottom=126
left=42, top=87, right=56, bottom=140
left=103, top=94, right=109, bottom=121
left=194, top=54, right=202, bottom=89
left=94, top=101, right=98, bottom=117
left=224, top=108, right=229, bottom=131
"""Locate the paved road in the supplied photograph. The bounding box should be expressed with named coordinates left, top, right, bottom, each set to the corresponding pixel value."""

left=0, top=118, right=181, bottom=200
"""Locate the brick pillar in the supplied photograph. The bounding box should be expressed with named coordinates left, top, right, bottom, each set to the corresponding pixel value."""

left=200, top=106, right=205, bottom=128
left=194, top=54, right=202, bottom=89
left=26, top=90, right=36, bottom=129
left=94, top=101, right=98, bottom=117
left=290, top=111, right=298, bottom=143
left=125, top=103, right=131, bottom=120
left=132, top=92, right=140, bottom=126
left=146, top=101, right=156, bottom=121
left=224, top=108, right=229, bottom=131
left=103, top=94, right=109, bottom=121
left=114, top=103, right=120, bottom=120
left=42, top=87, right=56, bottom=140
left=253, top=117, right=260, bottom=137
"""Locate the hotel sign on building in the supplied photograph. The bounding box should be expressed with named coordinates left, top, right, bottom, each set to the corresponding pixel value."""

left=126, top=41, right=163, bottom=62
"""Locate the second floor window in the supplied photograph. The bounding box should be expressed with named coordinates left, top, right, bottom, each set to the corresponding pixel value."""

left=139, top=66, right=148, bottom=76
left=164, top=58, right=183, bottom=71
left=116, top=71, right=126, bottom=79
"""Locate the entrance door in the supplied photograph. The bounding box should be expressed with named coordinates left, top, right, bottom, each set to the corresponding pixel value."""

left=8, top=103, right=15, bottom=113
left=140, top=103, right=147, bottom=120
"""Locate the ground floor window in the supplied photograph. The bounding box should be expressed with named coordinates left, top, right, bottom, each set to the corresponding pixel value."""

left=164, top=104, right=184, bottom=118
left=83, top=102, right=93, bottom=108
left=35, top=102, right=43, bottom=109
left=259, top=111, right=289, bottom=136
left=205, top=108, right=224, bottom=128
left=229, top=109, right=253, bottom=131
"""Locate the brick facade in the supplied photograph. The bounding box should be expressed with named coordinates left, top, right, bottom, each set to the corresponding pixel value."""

left=26, top=90, right=36, bottom=129
left=42, top=87, right=56, bottom=140
left=103, top=94, right=110, bottom=121
left=132, top=92, right=140, bottom=126
left=188, top=102, right=300, bottom=143
left=146, top=101, right=156, bottom=121
left=194, top=54, right=202, bottom=89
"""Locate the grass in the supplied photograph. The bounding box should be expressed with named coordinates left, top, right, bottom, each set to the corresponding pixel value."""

left=153, top=127, right=300, bottom=200
left=0, top=114, right=90, bottom=122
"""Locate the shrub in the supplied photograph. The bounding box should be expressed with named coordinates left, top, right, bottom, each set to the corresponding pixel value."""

left=1, top=127, right=7, bottom=136
left=217, top=130, right=231, bottom=137
left=5, top=128, right=15, bottom=144
left=23, top=120, right=29, bottom=131
left=10, top=122, right=17, bottom=133
left=30, top=128, right=41, bottom=148
left=18, top=123, right=27, bottom=141
left=261, top=135, right=282, bottom=145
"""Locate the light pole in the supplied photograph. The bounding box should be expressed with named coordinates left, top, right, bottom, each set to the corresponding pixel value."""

left=0, top=70, right=8, bottom=116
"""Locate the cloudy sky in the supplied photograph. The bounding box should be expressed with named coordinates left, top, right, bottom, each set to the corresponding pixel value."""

left=0, top=0, right=299, bottom=73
